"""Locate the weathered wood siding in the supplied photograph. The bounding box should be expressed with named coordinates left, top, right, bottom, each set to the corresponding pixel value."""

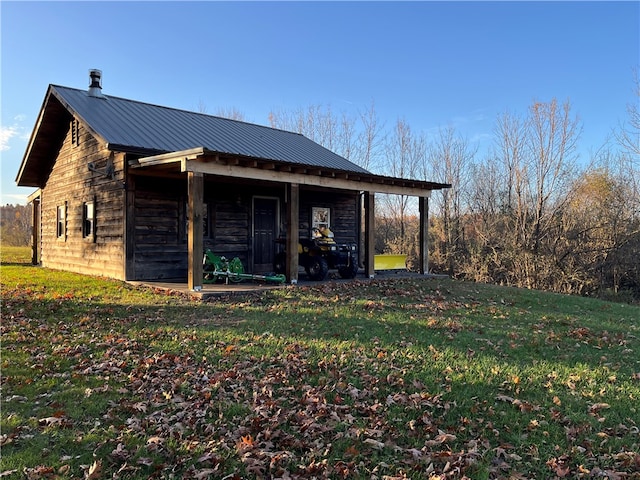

left=298, top=189, right=359, bottom=243
left=204, top=181, right=252, bottom=258
left=204, top=182, right=289, bottom=272
left=131, top=178, right=253, bottom=280
left=132, top=179, right=186, bottom=280
left=40, top=120, right=126, bottom=279
left=130, top=181, right=359, bottom=280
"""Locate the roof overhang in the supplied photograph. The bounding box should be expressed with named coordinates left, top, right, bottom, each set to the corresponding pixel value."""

left=15, top=88, right=68, bottom=187
left=16, top=86, right=114, bottom=187
left=129, top=147, right=450, bottom=197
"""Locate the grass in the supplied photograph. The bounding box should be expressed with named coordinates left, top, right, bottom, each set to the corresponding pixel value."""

left=2, top=246, right=639, bottom=479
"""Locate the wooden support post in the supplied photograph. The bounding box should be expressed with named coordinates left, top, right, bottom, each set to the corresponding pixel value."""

left=188, top=172, right=204, bottom=291
left=364, top=191, right=375, bottom=278
left=286, top=183, right=299, bottom=284
left=419, top=195, right=429, bottom=275
left=31, top=196, right=41, bottom=265
left=124, top=176, right=136, bottom=280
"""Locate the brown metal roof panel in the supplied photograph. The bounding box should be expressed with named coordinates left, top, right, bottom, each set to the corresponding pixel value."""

left=52, top=86, right=371, bottom=175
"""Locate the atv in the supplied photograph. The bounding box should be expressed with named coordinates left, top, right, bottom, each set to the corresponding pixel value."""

left=274, top=227, right=359, bottom=281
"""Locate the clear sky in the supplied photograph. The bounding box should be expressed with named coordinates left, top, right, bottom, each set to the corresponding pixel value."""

left=1, top=1, right=638, bottom=204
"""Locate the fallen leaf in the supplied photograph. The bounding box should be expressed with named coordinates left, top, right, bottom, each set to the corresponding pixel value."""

left=193, top=469, right=220, bottom=479
left=23, top=466, right=55, bottom=480
left=147, top=436, right=165, bottom=444
left=364, top=438, right=386, bottom=450
left=496, top=394, right=515, bottom=403
left=38, top=416, right=71, bottom=428
left=344, top=445, right=359, bottom=456
left=589, top=402, right=610, bottom=414
left=85, top=460, right=102, bottom=480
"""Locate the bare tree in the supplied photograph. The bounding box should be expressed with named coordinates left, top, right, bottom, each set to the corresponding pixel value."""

left=195, top=100, right=247, bottom=121
left=196, top=99, right=208, bottom=114
left=379, top=119, right=424, bottom=255
left=484, top=100, right=580, bottom=288
left=616, top=68, right=640, bottom=159
left=525, top=99, right=580, bottom=256
left=464, top=154, right=512, bottom=283
left=385, top=118, right=422, bottom=179
left=426, top=126, right=476, bottom=274
left=215, top=107, right=247, bottom=122
left=268, top=104, right=357, bottom=163
left=615, top=69, right=640, bottom=218
left=455, top=100, right=582, bottom=291
left=494, top=110, right=527, bottom=213
left=353, top=100, right=386, bottom=172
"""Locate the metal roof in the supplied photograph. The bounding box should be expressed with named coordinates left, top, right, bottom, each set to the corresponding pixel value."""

left=52, top=85, right=371, bottom=174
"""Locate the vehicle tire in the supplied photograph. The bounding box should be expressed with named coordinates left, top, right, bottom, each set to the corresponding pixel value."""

left=305, top=256, right=329, bottom=281
left=338, top=256, right=359, bottom=279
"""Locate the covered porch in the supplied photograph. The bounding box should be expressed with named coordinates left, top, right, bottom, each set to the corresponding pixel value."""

left=128, top=147, right=449, bottom=291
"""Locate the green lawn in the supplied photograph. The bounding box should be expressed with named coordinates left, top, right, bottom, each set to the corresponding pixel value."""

left=2, top=246, right=639, bottom=479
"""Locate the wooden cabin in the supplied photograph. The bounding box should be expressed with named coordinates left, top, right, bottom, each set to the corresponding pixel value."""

left=16, top=70, right=449, bottom=288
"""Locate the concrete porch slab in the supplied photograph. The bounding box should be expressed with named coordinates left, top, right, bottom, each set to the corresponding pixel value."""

left=127, top=270, right=444, bottom=301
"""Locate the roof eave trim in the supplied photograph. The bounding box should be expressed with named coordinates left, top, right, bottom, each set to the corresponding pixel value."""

left=15, top=86, right=55, bottom=185
left=105, top=143, right=169, bottom=157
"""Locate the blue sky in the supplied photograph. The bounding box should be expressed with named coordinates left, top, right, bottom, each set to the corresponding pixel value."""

left=2, top=1, right=638, bottom=204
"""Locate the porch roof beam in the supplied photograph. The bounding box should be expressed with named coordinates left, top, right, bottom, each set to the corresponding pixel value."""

left=186, top=159, right=432, bottom=196
left=129, top=147, right=205, bottom=167
left=131, top=148, right=448, bottom=196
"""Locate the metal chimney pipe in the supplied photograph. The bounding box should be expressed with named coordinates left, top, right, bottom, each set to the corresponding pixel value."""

left=88, top=69, right=104, bottom=97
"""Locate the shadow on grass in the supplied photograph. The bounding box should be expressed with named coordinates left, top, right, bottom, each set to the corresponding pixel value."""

left=4, top=273, right=640, bottom=479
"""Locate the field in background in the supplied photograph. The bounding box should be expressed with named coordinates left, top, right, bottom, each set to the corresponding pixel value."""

left=1, top=245, right=31, bottom=264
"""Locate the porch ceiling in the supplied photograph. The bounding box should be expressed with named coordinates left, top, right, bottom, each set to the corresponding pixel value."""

left=129, top=147, right=450, bottom=197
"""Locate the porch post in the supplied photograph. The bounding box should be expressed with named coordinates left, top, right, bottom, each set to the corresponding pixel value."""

left=187, top=172, right=204, bottom=291
left=31, top=196, right=41, bottom=265
left=364, top=191, right=375, bottom=278
left=124, top=176, right=136, bottom=280
left=419, top=195, right=429, bottom=275
left=286, top=183, right=299, bottom=284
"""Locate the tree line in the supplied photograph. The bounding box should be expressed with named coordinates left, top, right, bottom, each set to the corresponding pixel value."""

left=1, top=204, right=31, bottom=247
left=268, top=76, right=640, bottom=302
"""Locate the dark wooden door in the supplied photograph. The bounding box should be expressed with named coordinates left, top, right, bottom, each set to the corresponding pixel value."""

left=253, top=198, right=278, bottom=273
